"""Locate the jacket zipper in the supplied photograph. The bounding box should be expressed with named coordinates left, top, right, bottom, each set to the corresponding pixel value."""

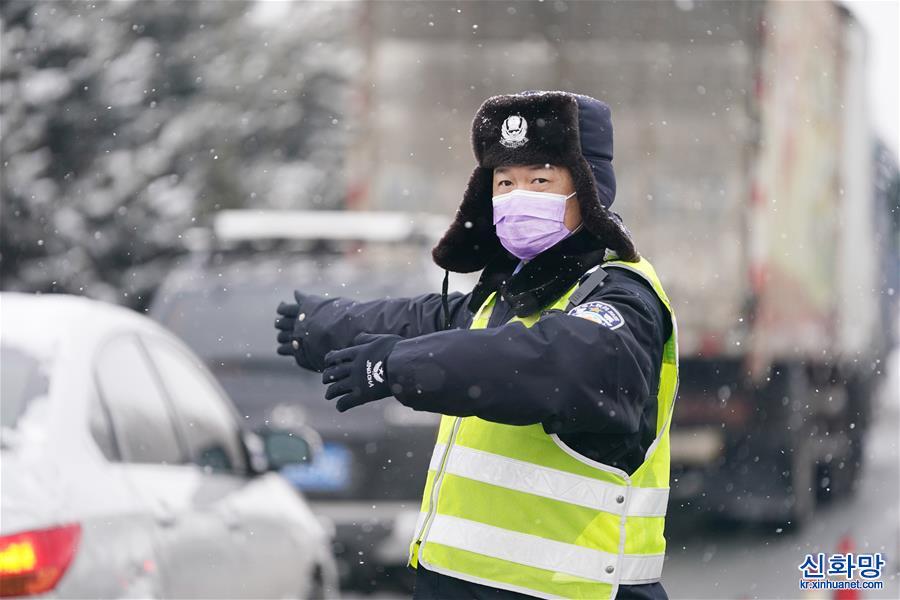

left=413, top=415, right=463, bottom=554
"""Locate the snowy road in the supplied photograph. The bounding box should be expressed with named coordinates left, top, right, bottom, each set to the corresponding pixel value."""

left=663, top=343, right=900, bottom=600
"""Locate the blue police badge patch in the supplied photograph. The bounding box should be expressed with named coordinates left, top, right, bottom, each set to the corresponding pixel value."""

left=567, top=301, right=625, bottom=330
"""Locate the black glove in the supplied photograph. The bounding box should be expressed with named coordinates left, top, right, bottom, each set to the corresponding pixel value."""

left=322, top=333, right=402, bottom=412
left=275, top=291, right=316, bottom=371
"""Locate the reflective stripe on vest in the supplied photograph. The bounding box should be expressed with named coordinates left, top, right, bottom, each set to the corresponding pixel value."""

left=426, top=443, right=670, bottom=517
left=412, top=512, right=666, bottom=585
left=408, top=256, right=679, bottom=600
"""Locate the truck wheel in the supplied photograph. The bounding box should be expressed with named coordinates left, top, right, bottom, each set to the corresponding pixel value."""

left=774, top=364, right=816, bottom=530
left=817, top=428, right=864, bottom=502
left=768, top=364, right=818, bottom=530
left=783, top=429, right=817, bottom=530
left=844, top=372, right=871, bottom=485
left=819, top=373, right=869, bottom=502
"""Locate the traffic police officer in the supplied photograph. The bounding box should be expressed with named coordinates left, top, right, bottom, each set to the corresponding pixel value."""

left=275, top=91, right=678, bottom=599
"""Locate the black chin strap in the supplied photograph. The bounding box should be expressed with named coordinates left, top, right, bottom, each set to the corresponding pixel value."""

left=441, top=269, right=451, bottom=330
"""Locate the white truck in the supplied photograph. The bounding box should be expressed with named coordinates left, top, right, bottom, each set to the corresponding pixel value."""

left=354, top=0, right=898, bottom=527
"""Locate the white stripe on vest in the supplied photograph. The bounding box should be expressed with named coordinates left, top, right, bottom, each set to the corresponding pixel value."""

left=428, top=443, right=669, bottom=517
left=420, top=513, right=665, bottom=585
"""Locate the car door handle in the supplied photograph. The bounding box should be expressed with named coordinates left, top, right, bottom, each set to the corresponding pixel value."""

left=155, top=504, right=178, bottom=528
left=220, top=508, right=243, bottom=532
left=156, top=512, right=177, bottom=528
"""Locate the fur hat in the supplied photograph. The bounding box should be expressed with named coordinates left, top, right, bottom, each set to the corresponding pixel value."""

left=432, top=90, right=639, bottom=273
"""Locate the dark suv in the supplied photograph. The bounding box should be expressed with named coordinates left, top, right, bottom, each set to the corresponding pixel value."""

left=150, top=210, right=465, bottom=590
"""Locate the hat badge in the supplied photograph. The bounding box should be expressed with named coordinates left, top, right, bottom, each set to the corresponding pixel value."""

left=500, top=114, right=528, bottom=148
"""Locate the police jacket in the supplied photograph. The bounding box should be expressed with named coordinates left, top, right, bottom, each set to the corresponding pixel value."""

left=293, top=227, right=672, bottom=598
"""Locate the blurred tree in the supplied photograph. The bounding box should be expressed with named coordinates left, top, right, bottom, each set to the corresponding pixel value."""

left=0, top=0, right=358, bottom=308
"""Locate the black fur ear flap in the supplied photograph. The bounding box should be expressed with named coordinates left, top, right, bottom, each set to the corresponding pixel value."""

left=432, top=166, right=502, bottom=273
left=591, top=209, right=640, bottom=262
left=568, top=154, right=639, bottom=262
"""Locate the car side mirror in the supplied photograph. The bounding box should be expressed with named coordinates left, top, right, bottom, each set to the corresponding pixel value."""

left=257, top=425, right=323, bottom=472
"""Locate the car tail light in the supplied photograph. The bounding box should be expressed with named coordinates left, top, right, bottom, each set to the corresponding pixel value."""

left=0, top=523, right=81, bottom=597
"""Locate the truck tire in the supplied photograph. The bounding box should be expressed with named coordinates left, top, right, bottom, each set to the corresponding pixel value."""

left=771, top=363, right=817, bottom=530
left=783, top=426, right=817, bottom=530
left=819, top=373, right=870, bottom=501
left=817, top=428, right=863, bottom=502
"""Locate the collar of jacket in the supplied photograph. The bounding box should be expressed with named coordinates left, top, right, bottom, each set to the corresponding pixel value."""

left=466, top=227, right=607, bottom=318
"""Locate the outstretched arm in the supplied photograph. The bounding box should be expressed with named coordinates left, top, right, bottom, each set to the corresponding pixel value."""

left=276, top=290, right=471, bottom=372
left=385, top=281, right=667, bottom=435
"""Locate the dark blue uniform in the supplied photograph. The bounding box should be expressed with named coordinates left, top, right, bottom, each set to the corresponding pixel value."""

left=291, top=228, right=671, bottom=599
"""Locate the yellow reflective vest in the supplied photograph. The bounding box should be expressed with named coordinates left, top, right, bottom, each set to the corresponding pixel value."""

left=408, top=256, right=679, bottom=599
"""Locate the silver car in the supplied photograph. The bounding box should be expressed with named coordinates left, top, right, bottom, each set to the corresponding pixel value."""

left=0, top=292, right=338, bottom=599
left=151, top=210, right=475, bottom=592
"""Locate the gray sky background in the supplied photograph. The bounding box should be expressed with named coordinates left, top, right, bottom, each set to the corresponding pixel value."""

left=844, top=0, right=900, bottom=157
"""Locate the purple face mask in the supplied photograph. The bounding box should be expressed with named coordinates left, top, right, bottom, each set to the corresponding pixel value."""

left=492, top=189, right=576, bottom=260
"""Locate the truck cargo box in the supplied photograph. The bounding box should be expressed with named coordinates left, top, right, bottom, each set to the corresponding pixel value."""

left=356, top=1, right=881, bottom=379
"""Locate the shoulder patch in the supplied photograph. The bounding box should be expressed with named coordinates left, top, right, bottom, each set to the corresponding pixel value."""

left=567, top=301, right=625, bottom=330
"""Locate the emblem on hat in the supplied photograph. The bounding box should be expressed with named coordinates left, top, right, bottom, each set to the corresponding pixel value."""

left=500, top=114, right=528, bottom=148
